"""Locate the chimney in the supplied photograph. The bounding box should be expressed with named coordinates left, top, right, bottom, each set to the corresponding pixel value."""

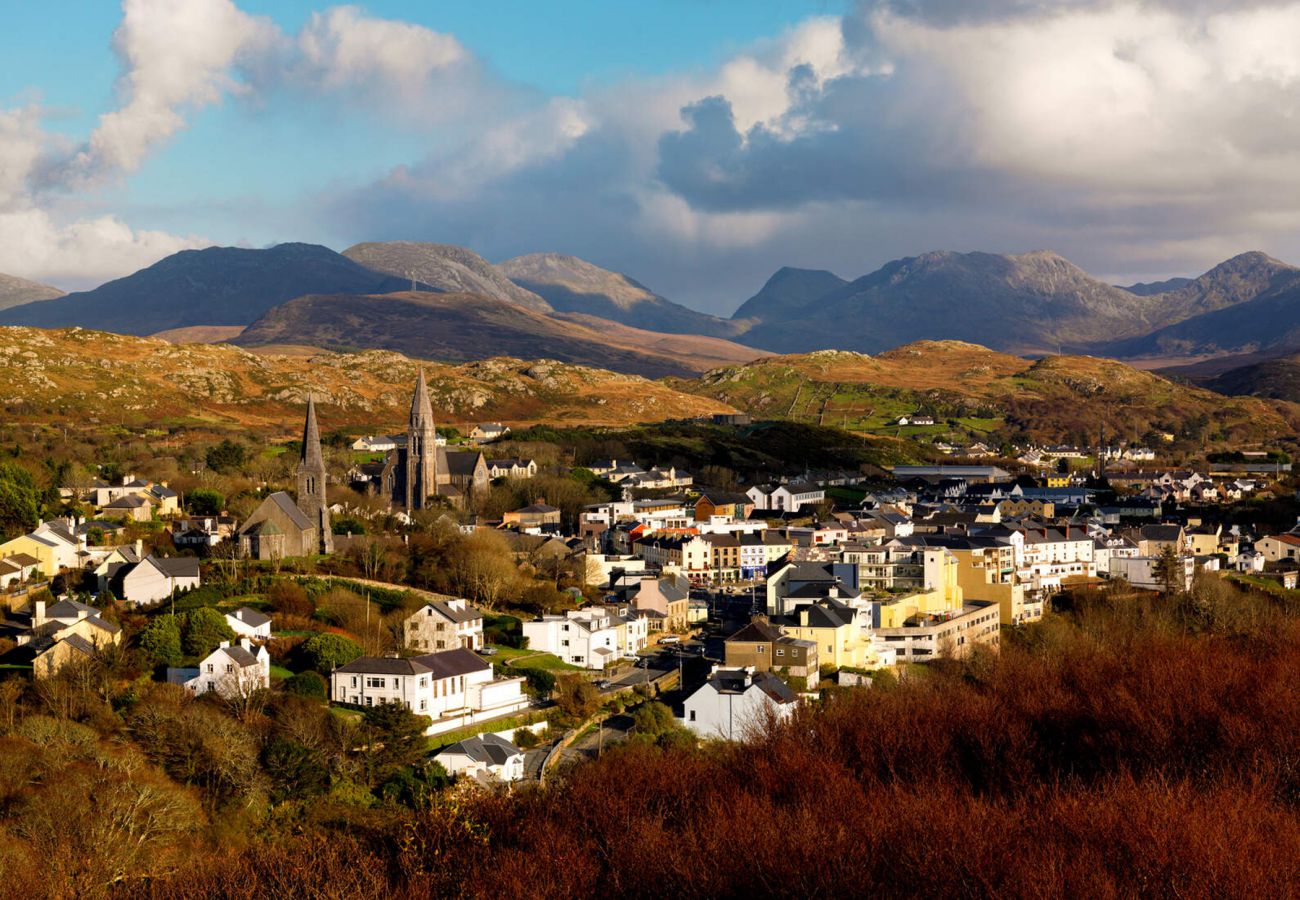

left=219, top=640, right=230, bottom=649
left=33, top=600, right=45, bottom=627
left=134, top=539, right=143, bottom=558
left=239, top=637, right=252, bottom=650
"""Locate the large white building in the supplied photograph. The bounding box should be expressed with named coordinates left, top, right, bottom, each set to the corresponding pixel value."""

left=522, top=606, right=647, bottom=669
left=746, top=481, right=826, bottom=513
left=679, top=667, right=798, bottom=741
left=113, top=555, right=201, bottom=606
left=331, top=648, right=528, bottom=734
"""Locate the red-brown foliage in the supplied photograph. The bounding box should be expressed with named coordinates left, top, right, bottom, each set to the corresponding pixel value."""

left=120, top=590, right=1300, bottom=898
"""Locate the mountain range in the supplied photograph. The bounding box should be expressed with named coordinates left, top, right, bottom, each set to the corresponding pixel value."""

left=0, top=273, right=64, bottom=310
left=5, top=240, right=1300, bottom=366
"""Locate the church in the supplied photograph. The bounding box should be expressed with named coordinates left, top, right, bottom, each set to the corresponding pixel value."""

left=378, top=371, right=490, bottom=510
left=237, top=397, right=333, bottom=560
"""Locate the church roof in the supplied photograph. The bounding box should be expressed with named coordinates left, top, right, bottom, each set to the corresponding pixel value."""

left=300, top=396, right=325, bottom=470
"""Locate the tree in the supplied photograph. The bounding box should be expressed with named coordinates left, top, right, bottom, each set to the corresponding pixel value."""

left=0, top=462, right=40, bottom=541
left=362, top=702, right=432, bottom=781
left=267, top=580, right=314, bottom=618
left=523, top=668, right=556, bottom=699
left=138, top=615, right=183, bottom=668
left=1152, top=545, right=1184, bottom=596
left=187, top=488, right=224, bottom=516
left=204, top=440, right=247, bottom=475
left=181, top=608, right=236, bottom=658
left=555, top=675, right=600, bottom=722
left=301, top=633, right=363, bottom=674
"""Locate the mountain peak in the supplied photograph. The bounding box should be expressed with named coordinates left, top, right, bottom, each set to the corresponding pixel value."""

left=343, top=241, right=551, bottom=312
left=0, top=272, right=64, bottom=311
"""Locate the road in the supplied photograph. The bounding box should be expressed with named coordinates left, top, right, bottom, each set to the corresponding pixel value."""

left=557, top=714, right=635, bottom=766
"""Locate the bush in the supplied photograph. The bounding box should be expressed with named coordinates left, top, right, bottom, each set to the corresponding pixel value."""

left=513, top=727, right=541, bottom=750
left=300, top=633, right=363, bottom=674
left=187, top=488, right=224, bottom=516
left=555, top=675, right=599, bottom=723
left=204, top=440, right=247, bottom=474
left=523, top=668, right=556, bottom=699
left=267, top=581, right=314, bottom=618
left=282, top=671, right=327, bottom=700
left=181, top=607, right=236, bottom=658
left=138, top=615, right=183, bottom=668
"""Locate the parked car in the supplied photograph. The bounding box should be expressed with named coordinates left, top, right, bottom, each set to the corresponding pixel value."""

left=659, top=635, right=681, bottom=645
left=594, top=679, right=612, bottom=690
left=478, top=647, right=498, bottom=656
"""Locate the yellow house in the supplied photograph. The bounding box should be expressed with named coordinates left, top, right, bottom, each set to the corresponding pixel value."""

left=775, top=600, right=872, bottom=670
left=1045, top=474, right=1071, bottom=488
left=0, top=534, right=60, bottom=577
left=935, top=538, right=1033, bottom=625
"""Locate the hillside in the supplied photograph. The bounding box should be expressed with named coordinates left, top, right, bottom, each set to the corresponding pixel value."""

left=730, top=266, right=848, bottom=321
left=0, top=326, right=732, bottom=430
left=0, top=243, right=408, bottom=334
left=499, top=252, right=743, bottom=337
left=673, top=342, right=1299, bottom=445
left=0, top=272, right=63, bottom=310
left=1169, top=353, right=1300, bottom=403
left=1119, top=276, right=1194, bottom=296
left=343, top=242, right=552, bottom=312
left=233, top=290, right=757, bottom=378
left=734, top=251, right=1175, bottom=355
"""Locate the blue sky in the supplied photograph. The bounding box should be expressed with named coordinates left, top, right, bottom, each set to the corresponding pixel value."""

left=4, top=1, right=1300, bottom=311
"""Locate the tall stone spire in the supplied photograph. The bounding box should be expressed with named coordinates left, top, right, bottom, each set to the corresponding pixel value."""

left=297, top=395, right=333, bottom=553
left=406, top=370, right=439, bottom=510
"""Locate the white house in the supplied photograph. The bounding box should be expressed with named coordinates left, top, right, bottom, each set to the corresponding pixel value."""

left=403, top=598, right=485, bottom=652
left=679, top=667, right=798, bottom=741
left=112, top=555, right=201, bottom=606
left=747, top=481, right=826, bottom=514
left=168, top=639, right=270, bottom=699
left=330, top=648, right=528, bottom=734
left=470, top=423, right=510, bottom=443
left=225, top=606, right=272, bottom=640
left=1109, top=555, right=1195, bottom=592
left=434, top=733, right=526, bottom=783
left=522, top=606, right=646, bottom=669
left=352, top=435, right=399, bottom=452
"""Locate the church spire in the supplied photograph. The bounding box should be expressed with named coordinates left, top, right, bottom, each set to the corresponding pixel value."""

left=411, top=368, right=435, bottom=430
left=296, top=395, right=332, bottom=553
left=301, top=394, right=324, bottom=469
left=405, top=370, right=440, bottom=510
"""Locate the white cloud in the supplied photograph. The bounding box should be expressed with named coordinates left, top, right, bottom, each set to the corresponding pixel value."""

left=297, top=5, right=467, bottom=92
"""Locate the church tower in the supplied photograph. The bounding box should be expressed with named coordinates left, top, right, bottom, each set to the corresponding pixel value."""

left=297, top=396, right=333, bottom=553
left=406, top=370, right=440, bottom=510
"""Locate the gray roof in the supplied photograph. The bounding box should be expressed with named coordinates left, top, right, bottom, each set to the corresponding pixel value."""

left=439, top=732, right=521, bottom=767
left=230, top=606, right=272, bottom=628
left=419, top=600, right=482, bottom=625
left=267, top=492, right=314, bottom=531
left=412, top=647, right=490, bottom=679
left=223, top=645, right=261, bottom=668
left=150, top=556, right=200, bottom=578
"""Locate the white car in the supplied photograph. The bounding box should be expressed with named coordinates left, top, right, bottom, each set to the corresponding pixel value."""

left=659, top=635, right=681, bottom=645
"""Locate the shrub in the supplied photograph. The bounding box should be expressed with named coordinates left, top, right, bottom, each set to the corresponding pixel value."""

left=181, top=607, right=236, bottom=658
left=513, top=727, right=541, bottom=750
left=300, top=633, right=363, bottom=674
left=139, top=615, right=183, bottom=668
left=267, top=581, right=314, bottom=618
left=187, top=488, right=224, bottom=516
left=282, top=671, right=327, bottom=700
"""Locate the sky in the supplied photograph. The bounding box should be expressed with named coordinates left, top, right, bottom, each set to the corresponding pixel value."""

left=6, top=0, right=1300, bottom=313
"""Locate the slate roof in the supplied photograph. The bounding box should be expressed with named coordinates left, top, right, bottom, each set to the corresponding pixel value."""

left=440, top=732, right=520, bottom=767
left=229, top=606, right=272, bottom=628
left=727, top=619, right=784, bottom=644
left=444, top=451, right=485, bottom=476
left=412, top=647, right=491, bottom=679
left=149, top=556, right=200, bottom=578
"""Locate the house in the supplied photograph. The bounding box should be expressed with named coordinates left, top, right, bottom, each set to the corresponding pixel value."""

left=486, top=458, right=538, bottom=480
left=711, top=413, right=752, bottom=426
left=0, top=520, right=83, bottom=576
left=470, top=423, right=510, bottom=443
left=772, top=599, right=873, bottom=670
left=679, top=667, right=798, bottom=741
left=891, top=465, right=1013, bottom=485
left=523, top=605, right=647, bottom=669
left=0, top=553, right=40, bottom=590
left=168, top=639, right=270, bottom=698
left=502, top=502, right=561, bottom=529
left=434, top=733, right=526, bottom=783
left=225, top=607, right=272, bottom=640
left=1136, top=524, right=1186, bottom=557
left=404, top=598, right=485, bottom=652
left=613, top=573, right=691, bottom=632
left=891, top=413, right=935, bottom=426
left=352, top=435, right=399, bottom=452
left=102, top=493, right=154, bottom=522
left=110, top=555, right=201, bottom=606
left=724, top=619, right=819, bottom=689
left=746, top=481, right=826, bottom=514
left=330, top=648, right=529, bottom=734
left=694, top=489, right=755, bottom=522
left=1254, top=533, right=1300, bottom=563
left=171, top=515, right=236, bottom=549
left=17, top=598, right=123, bottom=677
left=93, top=542, right=142, bottom=594
left=1110, top=555, right=1195, bottom=592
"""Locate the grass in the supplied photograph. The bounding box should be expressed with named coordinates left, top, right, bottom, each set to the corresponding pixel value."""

left=426, top=709, right=551, bottom=753
left=269, top=664, right=294, bottom=681
left=494, top=647, right=583, bottom=673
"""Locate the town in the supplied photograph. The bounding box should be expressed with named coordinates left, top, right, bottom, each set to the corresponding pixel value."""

left=3, top=373, right=1297, bottom=813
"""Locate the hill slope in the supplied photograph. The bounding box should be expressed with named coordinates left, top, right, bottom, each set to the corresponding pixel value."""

left=0, top=273, right=64, bottom=310
left=0, top=243, right=408, bottom=334
left=1098, top=253, right=1300, bottom=358
left=673, top=342, right=1298, bottom=445
left=499, top=252, right=742, bottom=337
left=0, top=326, right=731, bottom=430
left=233, top=291, right=758, bottom=378
left=343, top=242, right=552, bottom=312
left=735, top=251, right=1174, bottom=355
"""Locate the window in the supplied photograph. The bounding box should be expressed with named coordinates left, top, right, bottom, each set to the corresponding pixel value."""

left=206, top=664, right=213, bottom=673
left=420, top=700, right=427, bottom=711
left=419, top=677, right=427, bottom=688
left=776, top=648, right=784, bottom=657
left=350, top=676, right=357, bottom=688
left=366, top=677, right=386, bottom=688
left=226, top=664, right=234, bottom=673
left=350, top=695, right=358, bottom=704
left=365, top=696, right=374, bottom=706
left=689, top=710, right=696, bottom=721
left=573, top=656, right=584, bottom=664
left=757, top=645, right=766, bottom=654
